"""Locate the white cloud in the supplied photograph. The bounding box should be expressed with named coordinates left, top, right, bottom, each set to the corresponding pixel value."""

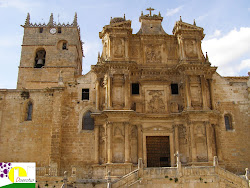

left=196, top=14, right=208, bottom=22
left=0, top=0, right=41, bottom=12
left=237, top=59, right=250, bottom=73
left=166, top=6, right=183, bottom=17
left=208, top=30, right=221, bottom=38
left=202, top=27, right=250, bottom=76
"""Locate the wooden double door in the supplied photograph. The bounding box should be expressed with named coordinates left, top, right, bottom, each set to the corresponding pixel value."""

left=146, top=136, right=171, bottom=167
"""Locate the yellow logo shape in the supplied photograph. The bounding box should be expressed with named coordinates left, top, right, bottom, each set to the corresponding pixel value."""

left=8, top=167, right=27, bottom=183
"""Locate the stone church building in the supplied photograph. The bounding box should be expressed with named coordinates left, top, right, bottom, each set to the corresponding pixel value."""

left=0, top=8, right=249, bottom=187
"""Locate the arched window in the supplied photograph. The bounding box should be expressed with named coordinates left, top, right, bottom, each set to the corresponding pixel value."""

left=82, top=111, right=94, bottom=130
left=34, top=49, right=46, bottom=68
left=26, top=102, right=33, bottom=121
left=224, top=114, right=233, bottom=130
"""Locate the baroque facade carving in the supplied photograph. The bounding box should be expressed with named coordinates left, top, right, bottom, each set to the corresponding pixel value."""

left=0, top=8, right=249, bottom=188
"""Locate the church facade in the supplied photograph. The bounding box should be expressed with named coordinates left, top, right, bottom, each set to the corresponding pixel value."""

left=0, top=8, right=249, bottom=188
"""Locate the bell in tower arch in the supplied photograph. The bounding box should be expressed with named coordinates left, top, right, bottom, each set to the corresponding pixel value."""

left=35, top=49, right=46, bottom=68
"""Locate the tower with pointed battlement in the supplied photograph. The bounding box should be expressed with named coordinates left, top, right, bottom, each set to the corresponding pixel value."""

left=17, top=13, right=83, bottom=89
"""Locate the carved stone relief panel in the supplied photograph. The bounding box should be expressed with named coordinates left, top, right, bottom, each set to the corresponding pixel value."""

left=147, top=90, right=165, bottom=113
left=114, top=38, right=124, bottom=58
left=131, top=46, right=139, bottom=58
left=113, top=124, right=125, bottom=163
left=145, top=45, right=162, bottom=64
left=184, top=39, right=198, bottom=58
left=194, top=123, right=208, bottom=162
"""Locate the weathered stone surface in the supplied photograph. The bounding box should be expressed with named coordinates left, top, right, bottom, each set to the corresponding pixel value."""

left=0, top=8, right=249, bottom=188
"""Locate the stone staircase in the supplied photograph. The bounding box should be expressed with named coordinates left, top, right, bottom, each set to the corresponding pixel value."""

left=110, top=158, right=249, bottom=188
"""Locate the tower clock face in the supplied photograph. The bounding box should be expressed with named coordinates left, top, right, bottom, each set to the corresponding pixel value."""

left=50, top=28, right=57, bottom=34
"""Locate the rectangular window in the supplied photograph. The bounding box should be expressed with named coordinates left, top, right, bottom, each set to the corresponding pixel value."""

left=58, top=27, right=61, bottom=33
left=39, top=27, right=43, bottom=33
left=82, top=89, right=89, bottom=100
left=132, top=83, right=139, bottom=95
left=171, top=84, right=179, bottom=95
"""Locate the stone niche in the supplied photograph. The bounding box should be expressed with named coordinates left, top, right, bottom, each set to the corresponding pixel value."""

left=113, top=123, right=125, bottom=163
left=112, top=74, right=125, bottom=109
left=113, top=38, right=125, bottom=58
left=194, top=123, right=208, bottom=162
left=190, top=76, right=202, bottom=110
left=184, top=39, right=198, bottom=58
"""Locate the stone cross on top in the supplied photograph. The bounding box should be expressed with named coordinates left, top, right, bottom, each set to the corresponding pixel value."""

left=146, top=7, right=155, bottom=16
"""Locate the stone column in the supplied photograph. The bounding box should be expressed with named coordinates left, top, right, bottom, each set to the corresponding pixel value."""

left=205, top=122, right=213, bottom=162
left=107, top=75, right=112, bottom=109
left=95, top=79, right=100, bottom=111
left=208, top=79, right=215, bottom=110
left=190, top=123, right=197, bottom=162
left=107, top=122, right=112, bottom=163
left=174, top=125, right=179, bottom=156
left=94, top=125, right=100, bottom=164
left=124, top=122, right=130, bottom=163
left=109, top=37, right=113, bottom=60
left=185, top=75, right=192, bottom=110
left=124, top=74, right=130, bottom=110
left=200, top=75, right=209, bottom=110
left=137, top=125, right=143, bottom=160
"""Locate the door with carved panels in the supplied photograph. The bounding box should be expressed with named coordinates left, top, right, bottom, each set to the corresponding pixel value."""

left=146, top=136, right=171, bottom=167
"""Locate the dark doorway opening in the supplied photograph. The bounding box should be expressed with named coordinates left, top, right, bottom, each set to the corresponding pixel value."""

left=146, top=136, right=171, bottom=167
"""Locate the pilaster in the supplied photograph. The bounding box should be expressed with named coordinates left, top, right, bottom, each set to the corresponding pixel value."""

left=106, top=122, right=113, bottom=163
left=94, top=125, right=100, bottom=164
left=201, top=75, right=210, bottom=110
left=124, top=122, right=131, bottom=163
left=205, top=122, right=213, bottom=162
left=137, top=125, right=143, bottom=160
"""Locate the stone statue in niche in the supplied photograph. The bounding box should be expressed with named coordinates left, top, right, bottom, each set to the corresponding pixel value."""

left=145, top=45, right=161, bottom=63
left=194, top=124, right=208, bottom=162
left=114, top=38, right=124, bottom=58
left=185, top=39, right=197, bottom=58
left=148, top=90, right=165, bottom=113
left=195, top=124, right=205, bottom=137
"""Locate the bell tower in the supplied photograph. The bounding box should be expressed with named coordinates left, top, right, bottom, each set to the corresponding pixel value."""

left=17, top=13, right=83, bottom=89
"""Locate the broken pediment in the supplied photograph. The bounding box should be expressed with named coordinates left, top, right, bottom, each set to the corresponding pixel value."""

left=173, top=20, right=205, bottom=39
left=143, top=125, right=173, bottom=132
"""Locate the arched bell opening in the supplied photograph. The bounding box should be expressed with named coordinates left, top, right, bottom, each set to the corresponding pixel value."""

left=34, top=49, right=46, bottom=68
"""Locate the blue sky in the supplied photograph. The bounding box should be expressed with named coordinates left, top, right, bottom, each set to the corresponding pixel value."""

left=0, top=0, right=249, bottom=88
